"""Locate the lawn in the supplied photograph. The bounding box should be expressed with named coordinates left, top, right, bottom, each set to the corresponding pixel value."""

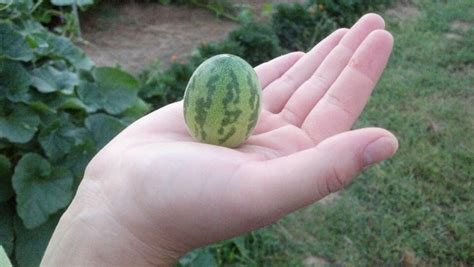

left=228, top=1, right=473, bottom=265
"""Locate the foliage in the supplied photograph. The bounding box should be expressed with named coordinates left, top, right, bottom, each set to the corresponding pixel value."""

left=227, top=22, right=281, bottom=66
left=271, top=0, right=394, bottom=52
left=139, top=61, right=194, bottom=107
left=179, top=229, right=287, bottom=266
left=308, top=0, right=394, bottom=27
left=272, top=2, right=337, bottom=51
left=0, top=1, right=149, bottom=266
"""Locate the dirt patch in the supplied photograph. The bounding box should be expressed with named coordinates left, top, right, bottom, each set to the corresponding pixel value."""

left=443, top=20, right=471, bottom=41
left=384, top=1, right=420, bottom=21
left=303, top=256, right=329, bottom=267
left=78, top=3, right=237, bottom=73
left=78, top=1, right=299, bottom=74
left=450, top=20, right=471, bottom=32
left=318, top=192, right=341, bottom=205
left=444, top=33, right=463, bottom=41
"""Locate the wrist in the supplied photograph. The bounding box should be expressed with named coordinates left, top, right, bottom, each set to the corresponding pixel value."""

left=41, top=178, right=182, bottom=266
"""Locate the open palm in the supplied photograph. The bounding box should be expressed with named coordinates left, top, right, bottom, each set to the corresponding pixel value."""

left=45, top=14, right=398, bottom=266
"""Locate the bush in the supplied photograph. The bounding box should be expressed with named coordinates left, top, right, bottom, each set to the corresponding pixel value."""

left=272, top=2, right=337, bottom=52
left=139, top=61, right=194, bottom=106
left=0, top=2, right=149, bottom=266
left=308, top=0, right=394, bottom=27
left=227, top=22, right=281, bottom=66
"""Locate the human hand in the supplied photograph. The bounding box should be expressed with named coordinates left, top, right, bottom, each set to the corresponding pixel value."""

left=42, top=13, right=398, bottom=266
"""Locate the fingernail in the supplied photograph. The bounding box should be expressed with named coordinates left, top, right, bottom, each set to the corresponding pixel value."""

left=363, top=136, right=398, bottom=166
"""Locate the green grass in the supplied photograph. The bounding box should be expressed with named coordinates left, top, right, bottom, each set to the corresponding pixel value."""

left=269, top=0, right=474, bottom=265
left=180, top=1, right=474, bottom=266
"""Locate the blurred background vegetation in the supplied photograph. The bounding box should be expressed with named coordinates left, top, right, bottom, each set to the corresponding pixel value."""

left=0, top=0, right=472, bottom=266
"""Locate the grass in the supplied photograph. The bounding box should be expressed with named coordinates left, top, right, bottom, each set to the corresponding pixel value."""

left=191, top=1, right=474, bottom=266
left=269, top=0, right=474, bottom=265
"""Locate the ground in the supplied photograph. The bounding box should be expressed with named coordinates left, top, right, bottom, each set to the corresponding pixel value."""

left=78, top=1, right=299, bottom=73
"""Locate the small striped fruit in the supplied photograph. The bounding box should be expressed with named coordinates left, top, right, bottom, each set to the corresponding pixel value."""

left=183, top=54, right=262, bottom=147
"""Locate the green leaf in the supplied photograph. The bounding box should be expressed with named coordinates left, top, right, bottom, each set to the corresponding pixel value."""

left=31, top=65, right=79, bottom=94
left=76, top=80, right=102, bottom=112
left=0, top=59, right=32, bottom=102
left=51, top=0, right=94, bottom=7
left=120, top=98, right=151, bottom=124
left=85, top=113, right=125, bottom=149
left=0, top=0, right=34, bottom=15
left=53, top=97, right=94, bottom=112
left=46, top=34, right=93, bottom=70
left=0, top=155, right=13, bottom=202
left=39, top=120, right=86, bottom=161
left=27, top=32, right=93, bottom=70
left=0, top=246, right=12, bottom=267
left=0, top=202, right=14, bottom=256
left=14, top=214, right=60, bottom=267
left=12, top=153, right=74, bottom=229
left=0, top=23, right=34, bottom=61
left=93, top=67, right=139, bottom=114
left=0, top=105, right=40, bottom=143
left=63, top=136, right=96, bottom=183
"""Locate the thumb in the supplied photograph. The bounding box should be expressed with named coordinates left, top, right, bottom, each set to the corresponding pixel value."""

left=237, top=127, right=398, bottom=222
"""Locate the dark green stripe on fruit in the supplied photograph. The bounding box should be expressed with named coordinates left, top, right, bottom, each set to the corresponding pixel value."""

left=193, top=71, right=219, bottom=140
left=218, top=126, right=236, bottom=144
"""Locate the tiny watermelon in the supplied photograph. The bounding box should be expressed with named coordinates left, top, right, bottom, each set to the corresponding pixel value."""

left=183, top=54, right=262, bottom=148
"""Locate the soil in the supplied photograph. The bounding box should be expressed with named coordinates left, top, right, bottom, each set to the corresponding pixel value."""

left=384, top=0, right=420, bottom=21
left=78, top=1, right=299, bottom=74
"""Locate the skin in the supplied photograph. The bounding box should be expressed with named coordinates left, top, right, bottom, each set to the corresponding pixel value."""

left=42, top=14, right=398, bottom=266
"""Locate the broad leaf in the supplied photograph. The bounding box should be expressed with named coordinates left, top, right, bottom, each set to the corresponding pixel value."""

left=120, top=98, right=151, bottom=124
left=31, top=65, right=79, bottom=94
left=51, top=0, right=94, bottom=7
left=0, top=23, right=34, bottom=61
left=14, top=214, right=60, bottom=267
left=63, top=136, right=96, bottom=183
left=12, top=153, right=73, bottom=229
left=46, top=33, right=93, bottom=70
left=0, top=105, right=40, bottom=143
left=52, top=96, right=95, bottom=112
left=39, top=120, right=86, bottom=161
left=0, top=0, right=34, bottom=15
left=85, top=113, right=125, bottom=149
left=0, top=246, right=12, bottom=267
left=93, top=67, right=139, bottom=114
left=0, top=202, right=14, bottom=256
left=77, top=80, right=103, bottom=111
left=0, top=59, right=32, bottom=102
left=0, top=155, right=13, bottom=202
left=27, top=32, right=93, bottom=70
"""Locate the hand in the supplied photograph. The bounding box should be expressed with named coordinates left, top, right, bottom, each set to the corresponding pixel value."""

left=42, top=13, right=398, bottom=266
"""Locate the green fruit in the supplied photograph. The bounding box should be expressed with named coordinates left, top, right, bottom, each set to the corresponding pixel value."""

left=183, top=54, right=262, bottom=147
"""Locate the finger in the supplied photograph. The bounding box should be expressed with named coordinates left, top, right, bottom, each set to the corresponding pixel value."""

left=281, top=13, right=385, bottom=126
left=255, top=51, right=305, bottom=89
left=302, top=30, right=394, bottom=142
left=262, top=28, right=348, bottom=113
left=233, top=128, right=398, bottom=223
